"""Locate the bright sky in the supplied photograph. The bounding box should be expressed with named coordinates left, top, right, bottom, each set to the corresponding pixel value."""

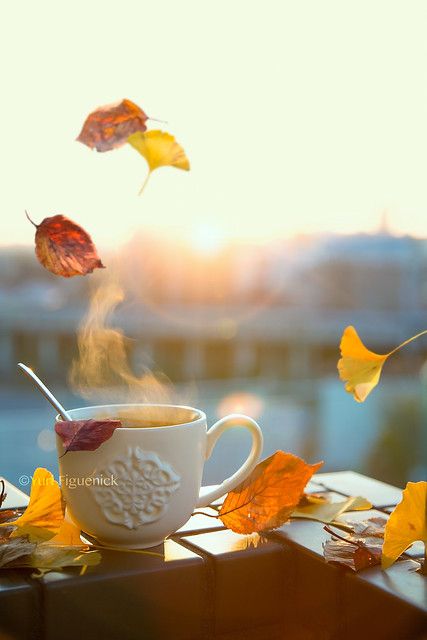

left=2, top=1, right=427, bottom=248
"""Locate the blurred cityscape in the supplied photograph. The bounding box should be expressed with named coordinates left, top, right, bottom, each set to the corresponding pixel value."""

left=1, top=223, right=426, bottom=488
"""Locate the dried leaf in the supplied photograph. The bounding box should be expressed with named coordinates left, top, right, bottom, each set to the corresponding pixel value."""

left=55, top=419, right=121, bottom=454
left=338, top=326, right=389, bottom=402
left=127, top=130, right=190, bottom=194
left=77, top=99, right=148, bottom=152
left=382, top=481, right=427, bottom=570
left=346, top=516, right=387, bottom=538
left=0, top=480, right=6, bottom=508
left=323, top=519, right=387, bottom=571
left=0, top=509, right=21, bottom=525
left=0, top=468, right=64, bottom=542
left=0, top=538, right=36, bottom=568
left=324, top=534, right=382, bottom=571
left=353, top=542, right=383, bottom=571
left=292, top=495, right=372, bottom=523
left=218, top=451, right=323, bottom=534
left=27, top=212, right=104, bottom=278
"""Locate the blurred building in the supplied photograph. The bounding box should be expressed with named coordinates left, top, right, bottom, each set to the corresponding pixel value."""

left=1, top=229, right=426, bottom=486
left=1, top=228, right=427, bottom=385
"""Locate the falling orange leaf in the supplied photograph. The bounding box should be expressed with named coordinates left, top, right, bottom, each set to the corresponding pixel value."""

left=27, top=212, right=104, bottom=278
left=127, top=130, right=190, bottom=194
left=77, top=99, right=148, bottom=152
left=2, top=468, right=64, bottom=542
left=218, top=451, right=323, bottom=534
left=382, top=481, right=427, bottom=570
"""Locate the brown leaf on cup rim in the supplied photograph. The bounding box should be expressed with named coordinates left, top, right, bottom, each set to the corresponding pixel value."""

left=55, top=419, right=122, bottom=454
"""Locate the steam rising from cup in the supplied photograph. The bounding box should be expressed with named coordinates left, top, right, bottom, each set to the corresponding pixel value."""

left=69, top=281, right=174, bottom=411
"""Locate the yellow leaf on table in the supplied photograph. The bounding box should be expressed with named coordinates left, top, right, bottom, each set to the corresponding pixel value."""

left=127, top=130, right=190, bottom=194
left=6, top=544, right=101, bottom=577
left=218, top=451, right=323, bottom=534
left=338, top=326, right=389, bottom=402
left=292, top=495, right=372, bottom=524
left=30, top=545, right=101, bottom=571
left=2, top=468, right=64, bottom=542
left=48, top=518, right=83, bottom=546
left=382, top=481, right=427, bottom=570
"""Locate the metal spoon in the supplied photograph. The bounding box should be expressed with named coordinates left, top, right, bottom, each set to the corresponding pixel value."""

left=17, top=363, right=71, bottom=421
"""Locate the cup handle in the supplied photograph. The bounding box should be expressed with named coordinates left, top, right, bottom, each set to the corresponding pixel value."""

left=196, top=413, right=263, bottom=508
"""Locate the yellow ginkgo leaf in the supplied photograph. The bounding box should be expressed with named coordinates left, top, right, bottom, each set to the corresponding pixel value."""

left=337, top=326, right=389, bottom=402
left=10, top=545, right=101, bottom=578
left=382, top=481, right=427, bottom=570
left=127, top=130, right=190, bottom=194
left=292, top=494, right=372, bottom=523
left=48, top=517, right=83, bottom=546
left=3, top=468, right=64, bottom=541
left=338, top=326, right=427, bottom=402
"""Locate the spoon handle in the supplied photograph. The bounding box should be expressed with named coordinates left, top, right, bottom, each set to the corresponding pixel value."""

left=17, top=363, right=71, bottom=421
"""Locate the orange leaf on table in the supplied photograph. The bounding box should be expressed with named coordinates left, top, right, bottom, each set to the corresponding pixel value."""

left=0, top=468, right=64, bottom=542
left=218, top=451, right=323, bottom=534
left=127, top=130, right=190, bottom=194
left=27, top=212, right=104, bottom=278
left=338, top=326, right=389, bottom=402
left=382, top=481, right=427, bottom=570
left=77, top=98, right=148, bottom=152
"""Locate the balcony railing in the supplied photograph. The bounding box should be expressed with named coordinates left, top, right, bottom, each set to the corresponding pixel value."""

left=1, top=470, right=426, bottom=639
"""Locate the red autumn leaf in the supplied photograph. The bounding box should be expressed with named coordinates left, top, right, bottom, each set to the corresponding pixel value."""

left=55, top=419, right=122, bottom=454
left=77, top=99, right=148, bottom=152
left=27, top=212, right=104, bottom=278
left=218, top=451, right=323, bottom=534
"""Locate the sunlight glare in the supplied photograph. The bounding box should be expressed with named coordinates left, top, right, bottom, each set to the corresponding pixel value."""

left=217, top=392, right=264, bottom=420
left=190, top=224, right=226, bottom=256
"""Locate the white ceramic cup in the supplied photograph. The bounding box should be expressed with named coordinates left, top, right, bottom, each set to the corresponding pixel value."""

left=56, top=403, right=263, bottom=548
